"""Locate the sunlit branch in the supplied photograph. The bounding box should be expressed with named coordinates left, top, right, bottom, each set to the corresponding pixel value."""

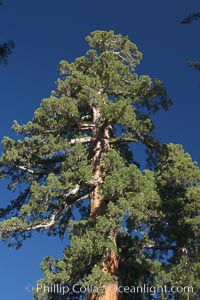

left=16, top=165, right=35, bottom=174
left=69, top=137, right=95, bottom=144
left=109, top=137, right=137, bottom=144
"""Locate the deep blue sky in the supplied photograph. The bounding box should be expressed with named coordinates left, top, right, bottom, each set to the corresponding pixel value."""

left=0, top=0, right=200, bottom=299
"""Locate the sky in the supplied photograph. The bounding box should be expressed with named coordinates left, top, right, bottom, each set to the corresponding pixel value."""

left=0, top=0, right=200, bottom=299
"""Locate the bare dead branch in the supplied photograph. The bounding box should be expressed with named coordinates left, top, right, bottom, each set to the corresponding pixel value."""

left=69, top=137, right=95, bottom=144
left=63, top=184, right=80, bottom=198
left=16, top=165, right=35, bottom=174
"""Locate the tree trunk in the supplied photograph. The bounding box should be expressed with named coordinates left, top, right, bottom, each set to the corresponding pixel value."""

left=90, top=106, right=119, bottom=300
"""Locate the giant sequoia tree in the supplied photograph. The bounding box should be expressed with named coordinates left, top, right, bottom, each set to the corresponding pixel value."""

left=0, top=30, right=200, bottom=300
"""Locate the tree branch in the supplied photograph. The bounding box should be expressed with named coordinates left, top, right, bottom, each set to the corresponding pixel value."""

left=16, top=165, right=35, bottom=174
left=25, top=190, right=89, bottom=231
left=15, top=137, right=95, bottom=174
left=109, top=137, right=137, bottom=144
left=69, top=137, right=95, bottom=144
left=81, top=115, right=92, bottom=121
left=140, top=244, right=191, bottom=254
left=76, top=123, right=95, bottom=131
left=113, top=51, right=127, bottom=62
left=27, top=213, right=57, bottom=230
left=63, top=184, right=80, bottom=198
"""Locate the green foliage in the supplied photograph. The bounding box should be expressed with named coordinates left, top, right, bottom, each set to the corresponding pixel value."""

left=181, top=12, right=200, bottom=24
left=188, top=61, right=200, bottom=71
left=0, top=30, right=199, bottom=299
left=0, top=2, right=15, bottom=64
left=0, top=40, right=14, bottom=64
left=181, top=12, right=200, bottom=76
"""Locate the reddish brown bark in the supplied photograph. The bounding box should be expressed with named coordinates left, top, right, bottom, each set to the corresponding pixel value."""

left=90, top=105, right=119, bottom=300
